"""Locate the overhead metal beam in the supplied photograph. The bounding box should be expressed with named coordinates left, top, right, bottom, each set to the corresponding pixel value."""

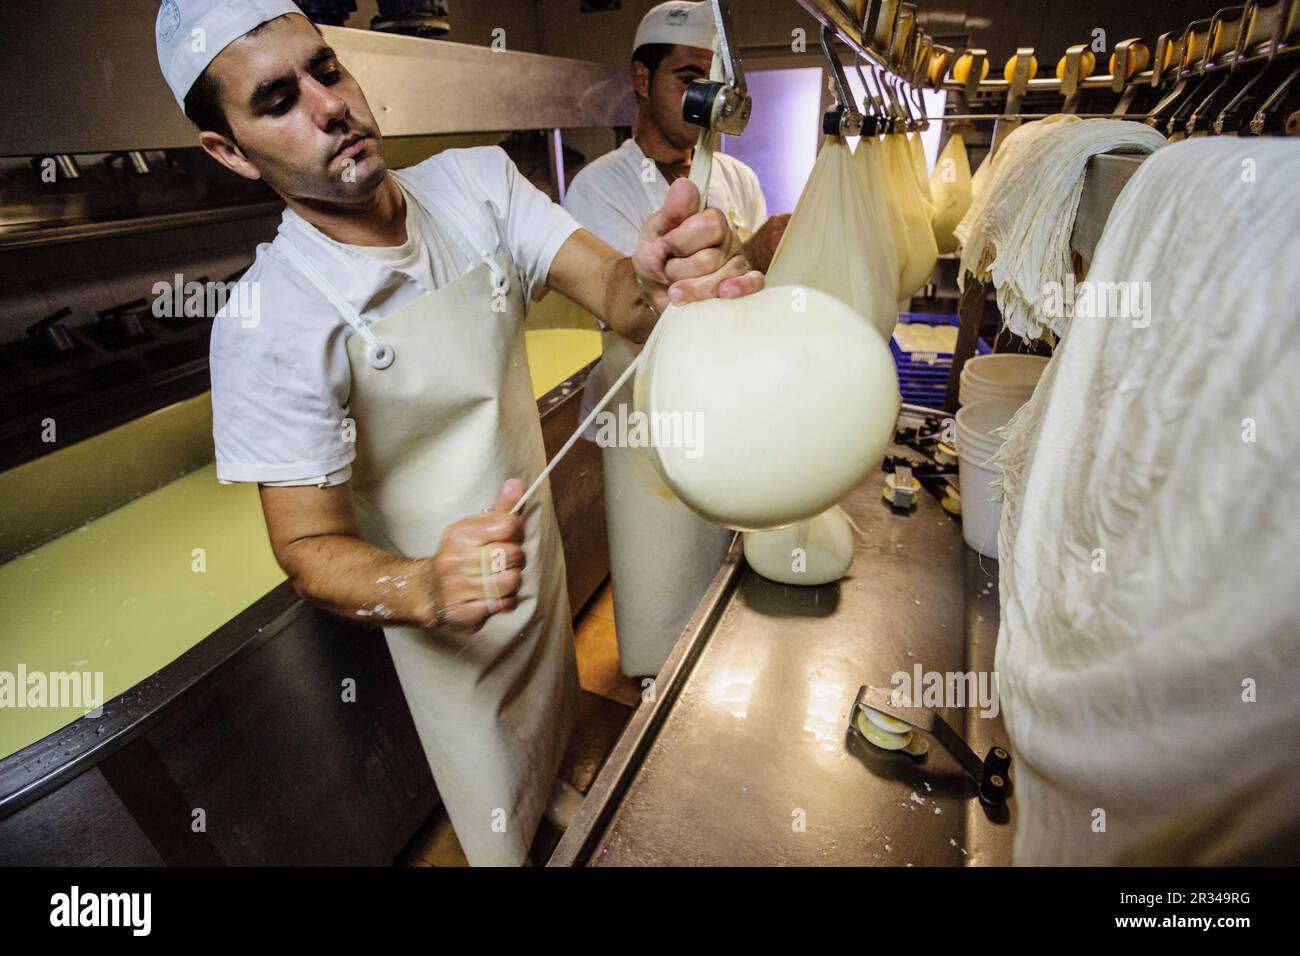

left=0, top=0, right=636, bottom=157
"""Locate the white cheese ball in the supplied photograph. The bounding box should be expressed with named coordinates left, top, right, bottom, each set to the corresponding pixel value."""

left=633, top=285, right=900, bottom=530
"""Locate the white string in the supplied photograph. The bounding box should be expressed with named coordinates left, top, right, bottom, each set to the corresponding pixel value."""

left=279, top=238, right=393, bottom=369
left=511, top=39, right=723, bottom=517
left=510, top=342, right=649, bottom=514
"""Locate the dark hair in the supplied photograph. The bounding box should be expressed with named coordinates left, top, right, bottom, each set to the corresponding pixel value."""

left=183, top=66, right=235, bottom=141
left=631, top=43, right=674, bottom=84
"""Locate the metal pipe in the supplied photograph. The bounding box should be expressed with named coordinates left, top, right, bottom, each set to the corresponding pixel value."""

left=918, top=111, right=1154, bottom=122
left=794, top=0, right=894, bottom=72
left=801, top=0, right=1299, bottom=109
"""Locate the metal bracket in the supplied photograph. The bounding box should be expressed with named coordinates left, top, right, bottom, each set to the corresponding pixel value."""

left=989, top=46, right=1035, bottom=158
left=1214, top=58, right=1275, bottom=131
left=963, top=49, right=987, bottom=103
left=1111, top=37, right=1144, bottom=92
left=1250, top=62, right=1300, bottom=132
left=1059, top=43, right=1090, bottom=113
left=681, top=0, right=752, bottom=136
left=820, top=24, right=865, bottom=137
left=1147, top=23, right=1207, bottom=129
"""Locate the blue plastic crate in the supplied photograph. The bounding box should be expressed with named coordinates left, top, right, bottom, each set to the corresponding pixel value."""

left=892, top=312, right=989, bottom=404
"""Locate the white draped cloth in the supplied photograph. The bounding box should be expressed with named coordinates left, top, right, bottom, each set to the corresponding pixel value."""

left=993, top=137, right=1300, bottom=865
left=957, top=117, right=1166, bottom=341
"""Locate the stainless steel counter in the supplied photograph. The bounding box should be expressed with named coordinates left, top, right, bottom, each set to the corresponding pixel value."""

left=551, top=456, right=1015, bottom=867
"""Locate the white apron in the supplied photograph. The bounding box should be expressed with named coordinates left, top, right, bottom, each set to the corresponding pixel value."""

left=598, top=331, right=732, bottom=677
left=590, top=155, right=741, bottom=678
left=278, top=195, right=578, bottom=867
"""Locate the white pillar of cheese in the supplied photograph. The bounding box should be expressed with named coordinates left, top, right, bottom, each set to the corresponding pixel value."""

left=743, top=505, right=856, bottom=585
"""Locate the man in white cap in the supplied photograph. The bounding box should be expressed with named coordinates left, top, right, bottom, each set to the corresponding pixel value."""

left=155, top=0, right=762, bottom=866
left=563, top=0, right=787, bottom=678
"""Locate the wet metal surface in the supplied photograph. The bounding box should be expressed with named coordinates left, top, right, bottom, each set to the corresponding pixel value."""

left=551, top=461, right=1015, bottom=866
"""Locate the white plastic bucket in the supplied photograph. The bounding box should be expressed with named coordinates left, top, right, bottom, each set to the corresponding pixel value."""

left=954, top=399, right=1022, bottom=558
left=958, top=453, right=1002, bottom=558
left=955, top=398, right=1022, bottom=454
left=958, top=354, right=1047, bottom=408
left=963, top=354, right=1048, bottom=388
left=960, top=382, right=1033, bottom=407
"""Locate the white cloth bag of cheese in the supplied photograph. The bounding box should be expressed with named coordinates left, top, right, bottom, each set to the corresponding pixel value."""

left=855, top=135, right=908, bottom=303
left=882, top=133, right=939, bottom=300
left=929, top=132, right=973, bottom=255
left=766, top=136, right=898, bottom=339
left=907, top=132, right=933, bottom=209
left=992, top=137, right=1300, bottom=865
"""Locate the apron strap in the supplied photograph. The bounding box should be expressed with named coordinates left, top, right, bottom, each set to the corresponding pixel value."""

left=414, top=185, right=512, bottom=298
left=276, top=180, right=514, bottom=370
left=277, top=237, right=395, bottom=370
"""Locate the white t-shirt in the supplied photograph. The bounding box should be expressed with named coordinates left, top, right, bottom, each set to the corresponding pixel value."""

left=564, top=137, right=768, bottom=257
left=563, top=137, right=769, bottom=438
left=210, top=146, right=581, bottom=486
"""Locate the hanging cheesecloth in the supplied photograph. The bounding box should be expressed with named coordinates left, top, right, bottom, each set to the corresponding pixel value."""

left=857, top=135, right=908, bottom=301
left=767, top=135, right=898, bottom=339
left=907, top=132, right=933, bottom=208
left=954, top=115, right=1080, bottom=253
left=929, top=132, right=972, bottom=255
left=883, top=133, right=939, bottom=300
left=992, top=137, right=1300, bottom=865
left=957, top=117, right=1167, bottom=341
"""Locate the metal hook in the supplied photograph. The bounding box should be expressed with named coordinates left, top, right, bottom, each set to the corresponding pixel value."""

left=863, top=59, right=898, bottom=132
left=819, top=24, right=865, bottom=137
left=680, top=0, right=751, bottom=136
left=851, top=53, right=887, bottom=127
left=1213, top=56, right=1279, bottom=132
left=1250, top=61, right=1300, bottom=133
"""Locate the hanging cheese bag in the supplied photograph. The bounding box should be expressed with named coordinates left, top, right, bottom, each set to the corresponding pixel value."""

left=633, top=285, right=900, bottom=531
left=766, top=136, right=898, bottom=340
left=929, top=132, right=973, bottom=254
left=884, top=133, right=939, bottom=299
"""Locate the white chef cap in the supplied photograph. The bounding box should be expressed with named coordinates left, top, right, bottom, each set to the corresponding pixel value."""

left=156, top=0, right=306, bottom=108
left=633, top=1, right=716, bottom=54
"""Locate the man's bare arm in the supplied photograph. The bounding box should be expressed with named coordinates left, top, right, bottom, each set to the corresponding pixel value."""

left=546, top=178, right=763, bottom=344
left=546, top=229, right=658, bottom=343
left=258, top=479, right=525, bottom=632
left=741, top=213, right=790, bottom=274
